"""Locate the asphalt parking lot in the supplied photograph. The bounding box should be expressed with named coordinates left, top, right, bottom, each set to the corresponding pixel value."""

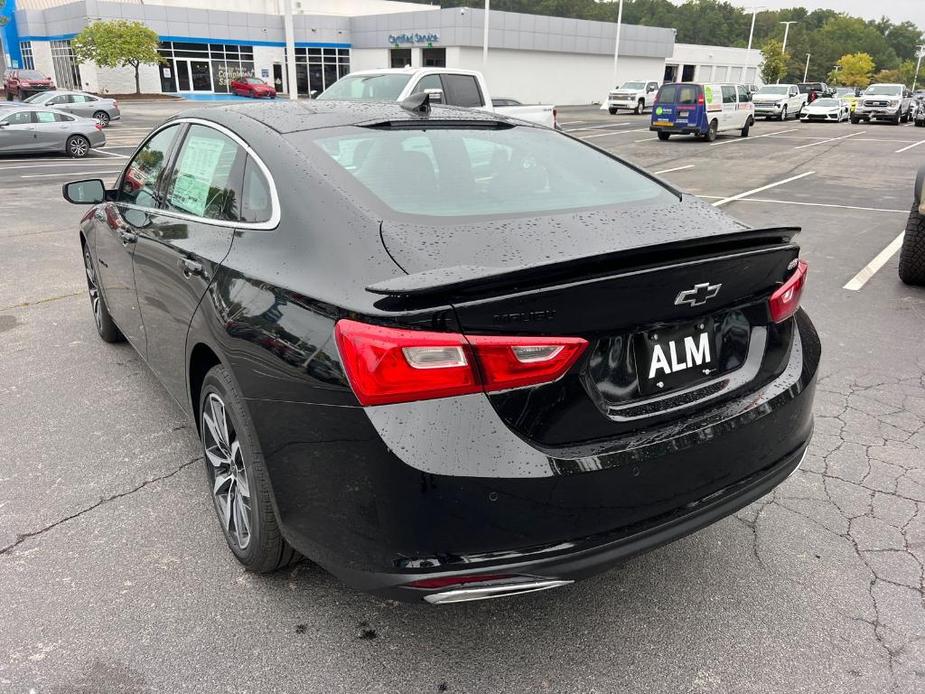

left=2, top=100, right=924, bottom=693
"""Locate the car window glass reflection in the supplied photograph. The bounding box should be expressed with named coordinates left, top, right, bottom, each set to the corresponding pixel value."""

left=165, top=125, right=243, bottom=221
left=34, top=111, right=57, bottom=123
left=1, top=111, right=33, bottom=126
left=118, top=125, right=180, bottom=209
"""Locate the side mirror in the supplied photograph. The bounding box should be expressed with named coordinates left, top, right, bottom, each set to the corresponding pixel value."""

left=63, top=178, right=106, bottom=205
left=647, top=86, right=656, bottom=93
left=309, top=90, right=319, bottom=99
left=424, top=88, right=444, bottom=104
left=0, top=122, right=8, bottom=128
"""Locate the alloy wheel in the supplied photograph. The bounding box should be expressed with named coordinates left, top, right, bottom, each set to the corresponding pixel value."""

left=202, top=392, right=252, bottom=550
left=83, top=248, right=102, bottom=331
left=95, top=111, right=109, bottom=127
left=69, top=136, right=89, bottom=157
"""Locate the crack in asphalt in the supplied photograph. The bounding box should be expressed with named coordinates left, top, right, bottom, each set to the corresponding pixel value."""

left=733, top=368, right=925, bottom=690
left=0, top=455, right=202, bottom=557
left=0, top=291, right=82, bottom=312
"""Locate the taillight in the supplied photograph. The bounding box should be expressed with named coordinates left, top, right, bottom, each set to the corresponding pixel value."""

left=112, top=99, right=119, bottom=108
left=334, top=319, right=588, bottom=406
left=95, top=123, right=103, bottom=130
left=697, top=92, right=705, bottom=105
left=769, top=260, right=808, bottom=323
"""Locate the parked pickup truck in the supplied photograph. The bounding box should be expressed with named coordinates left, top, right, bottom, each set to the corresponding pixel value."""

left=606, top=80, right=660, bottom=115
left=751, top=84, right=806, bottom=121
left=317, top=68, right=557, bottom=128
left=852, top=83, right=913, bottom=124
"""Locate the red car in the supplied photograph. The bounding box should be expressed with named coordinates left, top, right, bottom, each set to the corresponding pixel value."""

left=230, top=77, right=276, bottom=99
left=4, top=69, right=55, bottom=101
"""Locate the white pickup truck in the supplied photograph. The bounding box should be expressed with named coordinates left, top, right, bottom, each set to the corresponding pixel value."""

left=317, top=68, right=557, bottom=129
left=606, top=80, right=660, bottom=115
left=751, top=84, right=807, bottom=121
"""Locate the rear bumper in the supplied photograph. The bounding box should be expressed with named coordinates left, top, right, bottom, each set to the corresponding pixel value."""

left=649, top=124, right=704, bottom=135
left=249, top=311, right=820, bottom=602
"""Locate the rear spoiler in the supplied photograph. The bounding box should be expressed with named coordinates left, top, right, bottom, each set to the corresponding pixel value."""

left=367, top=226, right=801, bottom=300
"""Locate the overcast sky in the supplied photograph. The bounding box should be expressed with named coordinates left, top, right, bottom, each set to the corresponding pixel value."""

left=723, top=1, right=925, bottom=27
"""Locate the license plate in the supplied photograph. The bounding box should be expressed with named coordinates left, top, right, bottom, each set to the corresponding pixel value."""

left=653, top=120, right=672, bottom=127
left=634, top=319, right=718, bottom=396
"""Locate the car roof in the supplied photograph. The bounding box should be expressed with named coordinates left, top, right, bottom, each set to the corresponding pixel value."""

left=173, top=99, right=520, bottom=135
left=346, top=67, right=484, bottom=78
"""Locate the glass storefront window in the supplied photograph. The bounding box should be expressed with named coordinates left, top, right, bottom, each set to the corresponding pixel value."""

left=284, top=45, right=350, bottom=96
left=158, top=41, right=257, bottom=93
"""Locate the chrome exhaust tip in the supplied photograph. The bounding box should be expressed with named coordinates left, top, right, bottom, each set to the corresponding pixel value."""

left=423, top=579, right=573, bottom=605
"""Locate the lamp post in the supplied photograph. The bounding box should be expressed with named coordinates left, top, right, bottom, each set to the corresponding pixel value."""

left=831, top=64, right=841, bottom=85
left=778, top=21, right=797, bottom=84
left=283, top=0, right=298, bottom=100
left=803, top=53, right=811, bottom=82
left=743, top=6, right=763, bottom=84
left=914, top=44, right=925, bottom=92
left=482, top=0, right=490, bottom=66
left=612, top=0, right=624, bottom=87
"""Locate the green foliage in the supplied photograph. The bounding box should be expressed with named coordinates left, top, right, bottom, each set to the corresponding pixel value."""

left=873, top=60, right=917, bottom=87
left=73, top=20, right=162, bottom=94
left=760, top=39, right=788, bottom=84
left=831, top=52, right=875, bottom=88
left=401, top=0, right=923, bottom=83
left=0, top=0, right=8, bottom=28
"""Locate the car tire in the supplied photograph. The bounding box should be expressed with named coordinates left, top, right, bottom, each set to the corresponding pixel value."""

left=83, top=244, right=124, bottom=343
left=850, top=116, right=860, bottom=124
left=199, top=364, right=298, bottom=573
left=657, top=131, right=670, bottom=141
left=634, top=99, right=644, bottom=115
left=740, top=117, right=752, bottom=137
left=703, top=119, right=718, bottom=142
left=93, top=110, right=110, bottom=127
left=67, top=135, right=90, bottom=158
left=608, top=108, right=617, bottom=115
left=4, top=91, right=11, bottom=101
left=779, top=105, right=787, bottom=121
left=916, top=119, right=925, bottom=128
left=900, top=110, right=909, bottom=123
left=898, top=205, right=925, bottom=286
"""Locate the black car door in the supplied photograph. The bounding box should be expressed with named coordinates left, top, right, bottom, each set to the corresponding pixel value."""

left=97, top=123, right=184, bottom=356
left=131, top=122, right=246, bottom=406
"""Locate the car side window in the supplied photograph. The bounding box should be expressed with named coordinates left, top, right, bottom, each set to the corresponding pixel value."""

left=0, top=111, right=33, bottom=126
left=721, top=86, right=736, bottom=104
left=241, top=156, right=273, bottom=224
left=411, top=74, right=443, bottom=95
left=165, top=124, right=245, bottom=222
left=442, top=74, right=484, bottom=107
left=48, top=95, right=69, bottom=105
left=737, top=85, right=750, bottom=102
left=117, top=125, right=181, bottom=208
left=72, top=95, right=90, bottom=103
left=34, top=111, right=58, bottom=123
left=647, top=82, right=658, bottom=92
left=54, top=113, right=75, bottom=122
left=790, top=87, right=798, bottom=97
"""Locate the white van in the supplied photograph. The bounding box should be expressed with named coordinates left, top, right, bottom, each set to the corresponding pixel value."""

left=650, top=83, right=756, bottom=142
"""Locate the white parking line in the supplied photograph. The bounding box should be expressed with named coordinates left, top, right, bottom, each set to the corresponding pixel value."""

left=91, top=148, right=129, bottom=158
left=653, top=164, right=695, bottom=175
left=566, top=122, right=632, bottom=132
left=709, top=127, right=799, bottom=147
left=578, top=128, right=650, bottom=139
left=558, top=120, right=588, bottom=125
left=634, top=137, right=658, bottom=142
left=793, top=131, right=864, bottom=149
left=894, top=140, right=925, bottom=153
left=711, top=171, right=814, bottom=207
left=715, top=198, right=908, bottom=214
left=20, top=170, right=122, bottom=179
left=843, top=232, right=906, bottom=290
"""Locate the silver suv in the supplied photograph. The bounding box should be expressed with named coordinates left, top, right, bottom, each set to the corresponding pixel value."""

left=852, top=83, right=913, bottom=124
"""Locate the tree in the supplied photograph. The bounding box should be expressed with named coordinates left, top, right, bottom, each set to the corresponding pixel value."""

left=72, top=20, right=162, bottom=95
left=831, top=52, right=875, bottom=88
left=873, top=60, right=917, bottom=87
left=760, top=39, right=789, bottom=84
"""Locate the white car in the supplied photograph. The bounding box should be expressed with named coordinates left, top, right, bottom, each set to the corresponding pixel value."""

left=317, top=68, right=557, bottom=129
left=800, top=97, right=850, bottom=123
left=607, top=80, right=660, bottom=115
left=751, top=84, right=806, bottom=121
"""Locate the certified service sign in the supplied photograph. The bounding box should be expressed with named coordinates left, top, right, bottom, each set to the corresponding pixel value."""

left=388, top=33, right=440, bottom=45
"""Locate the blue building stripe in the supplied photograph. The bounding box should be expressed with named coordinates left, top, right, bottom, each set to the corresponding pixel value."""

left=1, top=0, right=24, bottom=67
left=18, top=33, right=350, bottom=49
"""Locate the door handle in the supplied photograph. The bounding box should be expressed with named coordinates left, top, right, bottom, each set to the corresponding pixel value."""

left=118, top=230, right=137, bottom=245
left=180, top=258, right=203, bottom=278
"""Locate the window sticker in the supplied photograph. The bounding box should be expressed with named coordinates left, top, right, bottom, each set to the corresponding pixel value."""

left=169, top=135, right=226, bottom=216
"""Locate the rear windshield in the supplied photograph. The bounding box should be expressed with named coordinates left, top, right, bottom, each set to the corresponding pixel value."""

left=318, top=74, right=412, bottom=101
left=656, top=84, right=700, bottom=105
left=297, top=126, right=673, bottom=218
left=18, top=70, right=46, bottom=80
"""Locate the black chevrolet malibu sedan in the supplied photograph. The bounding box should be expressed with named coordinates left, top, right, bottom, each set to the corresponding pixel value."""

left=63, top=100, right=819, bottom=604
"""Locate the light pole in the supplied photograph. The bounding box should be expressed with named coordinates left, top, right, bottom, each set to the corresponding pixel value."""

left=778, top=21, right=797, bottom=84
left=743, top=6, right=764, bottom=84
left=914, top=44, right=925, bottom=91
left=803, top=53, right=811, bottom=82
left=831, top=64, right=841, bottom=85
left=283, top=0, right=298, bottom=100
left=482, top=0, right=490, bottom=67
left=612, top=0, right=624, bottom=87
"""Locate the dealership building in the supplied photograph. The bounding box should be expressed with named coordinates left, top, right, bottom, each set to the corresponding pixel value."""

left=0, top=0, right=761, bottom=104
